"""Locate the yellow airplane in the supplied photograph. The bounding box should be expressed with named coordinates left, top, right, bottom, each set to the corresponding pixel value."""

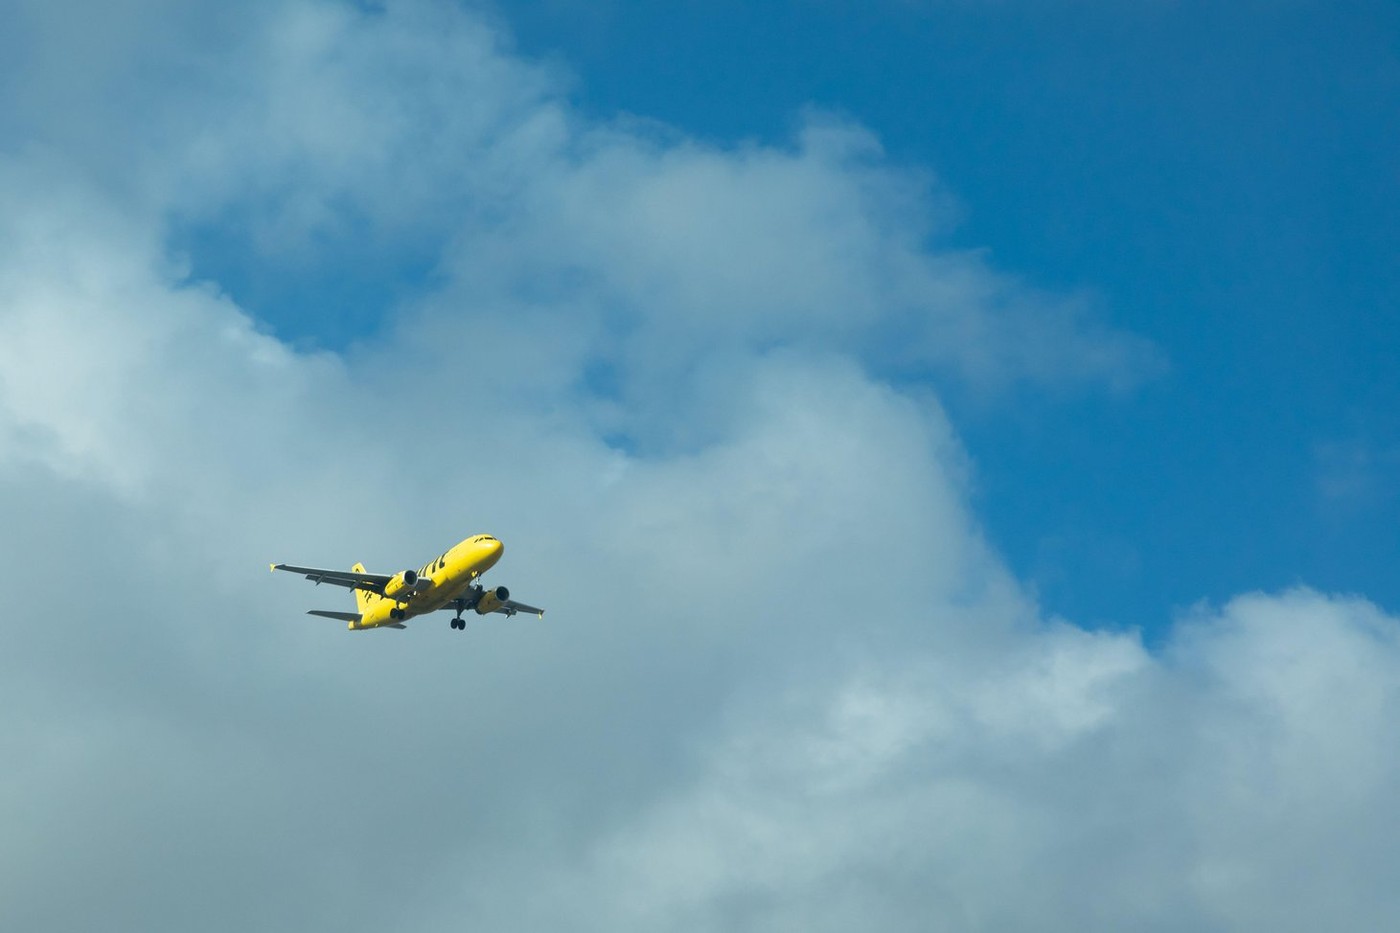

left=271, top=534, right=544, bottom=632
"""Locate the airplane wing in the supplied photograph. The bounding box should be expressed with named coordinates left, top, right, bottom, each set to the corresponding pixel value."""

left=496, top=599, right=545, bottom=618
left=436, top=591, right=546, bottom=618
left=270, top=563, right=394, bottom=593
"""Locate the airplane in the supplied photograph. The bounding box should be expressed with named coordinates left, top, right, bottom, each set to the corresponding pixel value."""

left=270, top=534, right=544, bottom=632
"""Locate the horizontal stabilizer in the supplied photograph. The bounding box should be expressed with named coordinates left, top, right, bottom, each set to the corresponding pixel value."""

left=307, top=610, right=361, bottom=622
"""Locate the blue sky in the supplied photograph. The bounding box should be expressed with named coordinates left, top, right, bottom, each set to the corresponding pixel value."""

left=498, top=0, right=1400, bottom=629
left=197, top=0, right=1400, bottom=630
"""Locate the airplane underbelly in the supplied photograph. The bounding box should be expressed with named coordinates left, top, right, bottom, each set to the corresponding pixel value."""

left=406, top=579, right=473, bottom=617
left=411, top=594, right=448, bottom=615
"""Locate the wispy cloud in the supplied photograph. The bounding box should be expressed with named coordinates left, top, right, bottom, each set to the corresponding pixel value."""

left=1316, top=438, right=1400, bottom=508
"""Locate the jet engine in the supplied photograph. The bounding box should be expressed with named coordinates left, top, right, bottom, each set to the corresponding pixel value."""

left=474, top=586, right=510, bottom=615
left=382, top=570, right=429, bottom=601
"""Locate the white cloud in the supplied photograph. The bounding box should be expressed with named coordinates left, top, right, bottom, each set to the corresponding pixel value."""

left=0, top=2, right=1393, bottom=931
left=515, top=592, right=1400, bottom=932
left=5, top=0, right=1160, bottom=399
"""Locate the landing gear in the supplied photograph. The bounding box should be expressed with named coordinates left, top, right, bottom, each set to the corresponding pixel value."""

left=450, top=617, right=465, bottom=631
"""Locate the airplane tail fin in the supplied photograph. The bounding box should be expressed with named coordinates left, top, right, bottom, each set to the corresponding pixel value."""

left=352, top=562, right=375, bottom=614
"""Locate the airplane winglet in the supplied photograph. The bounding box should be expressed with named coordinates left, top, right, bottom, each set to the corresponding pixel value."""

left=269, top=563, right=276, bottom=573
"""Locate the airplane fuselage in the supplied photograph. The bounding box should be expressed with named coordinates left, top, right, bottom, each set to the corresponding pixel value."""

left=355, top=534, right=504, bottom=630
